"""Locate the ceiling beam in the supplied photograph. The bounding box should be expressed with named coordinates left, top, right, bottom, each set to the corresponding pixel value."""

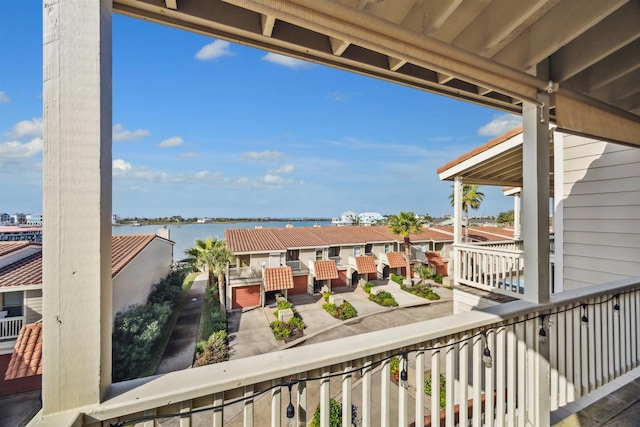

left=329, top=36, right=350, bottom=56
left=388, top=57, right=406, bottom=72
left=549, top=1, right=640, bottom=83
left=588, top=68, right=640, bottom=104
left=492, top=0, right=627, bottom=70
left=165, top=0, right=177, bottom=10
left=261, top=14, right=275, bottom=37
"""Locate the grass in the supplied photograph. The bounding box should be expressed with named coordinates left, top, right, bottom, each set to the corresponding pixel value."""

left=143, top=271, right=197, bottom=376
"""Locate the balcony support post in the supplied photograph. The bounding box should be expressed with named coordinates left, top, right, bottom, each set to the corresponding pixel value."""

left=453, top=177, right=463, bottom=287
left=522, top=93, right=551, bottom=304
left=513, top=191, right=521, bottom=240
left=42, top=0, right=112, bottom=415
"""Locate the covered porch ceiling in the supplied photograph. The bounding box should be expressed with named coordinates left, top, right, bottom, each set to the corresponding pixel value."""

left=113, top=0, right=640, bottom=146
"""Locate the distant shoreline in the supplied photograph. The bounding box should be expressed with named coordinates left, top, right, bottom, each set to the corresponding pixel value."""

left=113, top=218, right=332, bottom=226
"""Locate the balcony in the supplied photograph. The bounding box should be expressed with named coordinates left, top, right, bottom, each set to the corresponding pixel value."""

left=286, top=260, right=302, bottom=271
left=0, top=316, right=24, bottom=341
left=48, top=278, right=639, bottom=427
left=328, top=256, right=342, bottom=267
left=228, top=267, right=262, bottom=280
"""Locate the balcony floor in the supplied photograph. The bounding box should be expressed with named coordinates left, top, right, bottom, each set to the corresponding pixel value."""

left=552, top=366, right=640, bottom=426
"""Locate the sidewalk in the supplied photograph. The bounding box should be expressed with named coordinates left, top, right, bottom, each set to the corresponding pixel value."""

left=155, top=272, right=207, bottom=374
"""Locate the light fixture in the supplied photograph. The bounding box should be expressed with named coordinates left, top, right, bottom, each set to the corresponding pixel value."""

left=285, top=381, right=296, bottom=427
left=400, top=352, right=408, bottom=388
left=613, top=294, right=621, bottom=317
left=538, top=314, right=547, bottom=345
left=581, top=304, right=589, bottom=329
left=481, top=330, right=492, bottom=368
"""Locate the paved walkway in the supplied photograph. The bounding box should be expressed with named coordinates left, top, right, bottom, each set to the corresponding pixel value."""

left=155, top=272, right=207, bottom=374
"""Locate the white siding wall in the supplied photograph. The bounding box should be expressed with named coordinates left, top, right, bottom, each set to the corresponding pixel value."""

left=562, top=134, right=640, bottom=289
left=112, top=238, right=173, bottom=319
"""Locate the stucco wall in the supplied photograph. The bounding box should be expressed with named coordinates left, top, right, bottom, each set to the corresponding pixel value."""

left=561, top=134, right=640, bottom=290
left=112, top=238, right=173, bottom=319
left=25, top=289, right=42, bottom=324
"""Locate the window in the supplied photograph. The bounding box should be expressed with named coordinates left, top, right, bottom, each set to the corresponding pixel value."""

left=384, top=243, right=390, bottom=253
left=420, top=243, right=426, bottom=253
left=2, top=291, right=23, bottom=317
left=329, top=247, right=340, bottom=257
left=315, top=250, right=323, bottom=261
left=286, top=249, right=299, bottom=261
left=354, top=247, right=361, bottom=257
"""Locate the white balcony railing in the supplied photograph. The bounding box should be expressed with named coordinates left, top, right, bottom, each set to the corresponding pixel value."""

left=228, top=266, right=262, bottom=280
left=286, top=260, right=301, bottom=271
left=328, top=256, right=341, bottom=266
left=0, top=316, right=24, bottom=340
left=72, top=279, right=639, bottom=427
left=454, top=242, right=525, bottom=294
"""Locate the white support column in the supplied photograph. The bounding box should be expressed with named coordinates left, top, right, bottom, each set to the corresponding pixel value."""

left=513, top=191, right=521, bottom=240
left=553, top=131, right=564, bottom=293
left=453, top=177, right=463, bottom=287
left=522, top=94, right=550, bottom=304
left=522, top=93, right=551, bottom=427
left=42, top=0, right=112, bottom=415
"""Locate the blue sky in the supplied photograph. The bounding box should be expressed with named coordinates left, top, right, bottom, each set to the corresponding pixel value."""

left=0, top=3, right=523, bottom=219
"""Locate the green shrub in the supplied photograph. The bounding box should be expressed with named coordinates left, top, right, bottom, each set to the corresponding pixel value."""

left=363, top=282, right=374, bottom=293
left=147, top=270, right=185, bottom=308
left=113, top=302, right=172, bottom=381
left=193, top=330, right=229, bottom=367
left=269, top=311, right=306, bottom=342
left=400, top=282, right=440, bottom=300
left=390, top=356, right=399, bottom=378
left=309, top=398, right=358, bottom=427
left=390, top=274, right=404, bottom=285
left=424, top=374, right=446, bottom=409
left=323, top=300, right=358, bottom=320
left=323, top=292, right=332, bottom=302
left=368, top=291, right=398, bottom=307
left=434, top=273, right=443, bottom=284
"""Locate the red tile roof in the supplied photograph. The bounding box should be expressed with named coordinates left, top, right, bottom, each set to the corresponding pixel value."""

left=436, top=126, right=523, bottom=174
left=314, top=260, right=339, bottom=280
left=263, top=266, right=295, bottom=291
left=4, top=322, right=43, bottom=380
left=354, top=256, right=377, bottom=274
left=0, top=242, right=34, bottom=258
left=385, top=252, right=406, bottom=268
left=0, top=234, right=172, bottom=288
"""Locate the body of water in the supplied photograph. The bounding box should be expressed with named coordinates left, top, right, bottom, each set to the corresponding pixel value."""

left=112, top=221, right=331, bottom=261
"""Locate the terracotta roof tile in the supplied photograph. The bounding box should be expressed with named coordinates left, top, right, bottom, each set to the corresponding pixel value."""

left=0, top=242, right=33, bottom=258
left=264, top=266, right=295, bottom=291
left=354, top=256, right=376, bottom=274
left=436, top=126, right=523, bottom=174
left=385, top=252, right=406, bottom=268
left=224, top=228, right=286, bottom=253
left=314, top=260, right=339, bottom=280
left=0, top=234, right=170, bottom=288
left=425, top=251, right=445, bottom=266
left=4, top=322, right=43, bottom=380
left=0, top=252, right=42, bottom=287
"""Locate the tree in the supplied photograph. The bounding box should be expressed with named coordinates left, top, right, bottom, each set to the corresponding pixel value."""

left=184, top=238, right=235, bottom=306
left=387, top=212, right=425, bottom=283
left=449, top=184, right=485, bottom=242
left=497, top=209, right=515, bottom=226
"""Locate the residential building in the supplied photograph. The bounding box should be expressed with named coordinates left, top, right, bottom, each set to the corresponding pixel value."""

left=25, top=214, right=43, bottom=226
left=32, top=2, right=640, bottom=427
left=0, top=226, right=42, bottom=243
left=0, top=213, right=10, bottom=225
left=10, top=213, right=26, bottom=225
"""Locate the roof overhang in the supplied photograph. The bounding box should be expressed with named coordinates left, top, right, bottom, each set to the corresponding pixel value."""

left=114, top=0, right=640, bottom=147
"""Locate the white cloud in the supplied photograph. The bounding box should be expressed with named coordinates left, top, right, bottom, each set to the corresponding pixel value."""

left=112, top=159, right=132, bottom=172
left=268, top=164, right=294, bottom=174
left=194, top=171, right=209, bottom=179
left=328, top=91, right=350, bottom=101
left=158, top=136, right=184, bottom=148
left=112, top=124, right=151, bottom=142
left=0, top=137, right=43, bottom=165
left=241, top=150, right=283, bottom=161
left=0, top=91, right=9, bottom=103
left=195, top=40, right=232, bottom=60
left=478, top=114, right=522, bottom=137
left=5, top=118, right=42, bottom=139
left=262, top=53, right=313, bottom=69
left=262, top=174, right=303, bottom=187
left=180, top=152, right=198, bottom=158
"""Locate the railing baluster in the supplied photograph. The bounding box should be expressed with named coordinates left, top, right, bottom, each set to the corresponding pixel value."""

left=143, top=409, right=155, bottom=427
left=180, top=400, right=191, bottom=427
left=557, top=307, right=568, bottom=406
left=459, top=333, right=469, bottom=426
left=600, top=298, right=609, bottom=386
left=516, top=318, right=526, bottom=427
left=594, top=298, right=603, bottom=389
left=362, top=357, right=372, bottom=427
left=445, top=337, right=456, bottom=427
left=587, top=302, right=596, bottom=393
left=573, top=304, right=583, bottom=399
left=631, top=291, right=638, bottom=368
left=614, top=298, right=621, bottom=378
left=472, top=332, right=482, bottom=427
left=343, top=362, right=352, bottom=427
left=415, top=350, right=425, bottom=427
left=244, top=385, right=254, bottom=427
left=550, top=310, right=559, bottom=410
left=495, top=326, right=506, bottom=427
left=213, top=392, right=223, bottom=427
left=624, top=292, right=632, bottom=371
left=380, top=354, right=390, bottom=427
left=484, top=330, right=496, bottom=426
left=297, top=376, right=307, bottom=427
left=398, top=354, right=408, bottom=427
left=506, top=322, right=516, bottom=427
left=269, top=381, right=279, bottom=427
left=320, top=367, right=330, bottom=427
left=607, top=297, right=616, bottom=382
left=431, top=344, right=441, bottom=427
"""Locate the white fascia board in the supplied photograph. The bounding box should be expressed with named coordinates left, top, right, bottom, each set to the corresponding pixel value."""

left=503, top=187, right=522, bottom=196
left=438, top=133, right=524, bottom=181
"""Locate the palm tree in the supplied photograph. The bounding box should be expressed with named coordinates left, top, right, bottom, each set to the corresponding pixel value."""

left=387, top=212, right=425, bottom=284
left=184, top=238, right=235, bottom=306
left=449, top=184, right=485, bottom=242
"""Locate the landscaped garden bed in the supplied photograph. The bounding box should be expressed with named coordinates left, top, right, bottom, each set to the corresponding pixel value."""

left=269, top=299, right=306, bottom=342
left=363, top=281, right=398, bottom=307
left=322, top=292, right=358, bottom=320
left=392, top=274, right=441, bottom=300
